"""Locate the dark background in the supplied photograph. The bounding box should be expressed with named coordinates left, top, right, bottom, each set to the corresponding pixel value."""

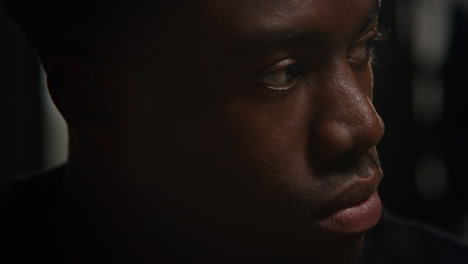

left=374, top=0, right=468, bottom=238
left=1, top=0, right=467, bottom=240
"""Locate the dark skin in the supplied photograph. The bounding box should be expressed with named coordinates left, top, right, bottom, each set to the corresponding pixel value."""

left=47, top=0, right=384, bottom=262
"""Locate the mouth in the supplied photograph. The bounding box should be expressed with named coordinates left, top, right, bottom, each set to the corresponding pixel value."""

left=314, top=191, right=382, bottom=234
left=312, top=169, right=383, bottom=234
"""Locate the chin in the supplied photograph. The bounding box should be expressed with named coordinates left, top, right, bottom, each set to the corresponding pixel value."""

left=212, top=226, right=367, bottom=263
left=327, top=235, right=366, bottom=264
left=270, top=229, right=367, bottom=263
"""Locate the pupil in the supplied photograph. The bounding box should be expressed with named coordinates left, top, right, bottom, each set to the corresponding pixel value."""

left=285, top=66, right=298, bottom=83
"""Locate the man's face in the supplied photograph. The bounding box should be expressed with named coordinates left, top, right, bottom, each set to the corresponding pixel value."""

left=71, top=0, right=384, bottom=261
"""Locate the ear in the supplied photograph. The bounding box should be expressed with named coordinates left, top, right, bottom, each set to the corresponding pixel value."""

left=44, top=58, right=112, bottom=135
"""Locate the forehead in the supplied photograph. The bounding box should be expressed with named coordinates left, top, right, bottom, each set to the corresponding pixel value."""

left=98, top=0, right=379, bottom=70
left=191, top=0, right=379, bottom=34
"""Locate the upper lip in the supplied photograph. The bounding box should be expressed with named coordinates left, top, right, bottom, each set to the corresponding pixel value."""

left=313, top=167, right=383, bottom=218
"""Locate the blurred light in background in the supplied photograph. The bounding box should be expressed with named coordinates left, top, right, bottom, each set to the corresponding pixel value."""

left=39, top=67, right=67, bottom=169
left=412, top=76, right=444, bottom=124
left=373, top=0, right=467, bottom=240
left=411, top=0, right=453, bottom=75
left=0, top=6, right=67, bottom=183
left=414, top=153, right=449, bottom=202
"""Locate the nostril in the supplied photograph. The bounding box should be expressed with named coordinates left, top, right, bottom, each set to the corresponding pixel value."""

left=354, top=106, right=385, bottom=152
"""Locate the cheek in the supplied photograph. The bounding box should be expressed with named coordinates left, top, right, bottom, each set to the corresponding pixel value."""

left=196, top=92, right=313, bottom=188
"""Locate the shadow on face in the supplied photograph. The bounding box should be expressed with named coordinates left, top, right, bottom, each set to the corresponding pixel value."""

left=44, top=0, right=385, bottom=262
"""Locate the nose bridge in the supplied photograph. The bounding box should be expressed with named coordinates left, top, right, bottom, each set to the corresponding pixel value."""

left=312, top=63, right=384, bottom=158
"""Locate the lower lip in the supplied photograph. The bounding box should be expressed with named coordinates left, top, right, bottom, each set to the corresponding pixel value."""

left=315, top=192, right=382, bottom=234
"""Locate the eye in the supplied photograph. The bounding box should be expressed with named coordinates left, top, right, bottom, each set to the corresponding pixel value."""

left=257, top=59, right=302, bottom=91
left=348, top=29, right=381, bottom=68
left=348, top=42, right=372, bottom=68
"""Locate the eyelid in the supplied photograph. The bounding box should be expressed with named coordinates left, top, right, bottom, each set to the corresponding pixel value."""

left=356, top=17, right=379, bottom=41
left=350, top=27, right=379, bottom=50
left=347, top=26, right=381, bottom=67
left=259, top=58, right=298, bottom=74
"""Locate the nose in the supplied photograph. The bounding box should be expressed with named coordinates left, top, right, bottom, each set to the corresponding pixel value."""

left=310, top=64, right=385, bottom=159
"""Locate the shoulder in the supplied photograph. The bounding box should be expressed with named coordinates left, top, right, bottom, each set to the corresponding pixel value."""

left=359, top=210, right=468, bottom=264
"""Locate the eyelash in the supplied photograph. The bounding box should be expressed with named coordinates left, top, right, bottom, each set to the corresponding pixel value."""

left=369, top=30, right=388, bottom=65
left=348, top=30, right=386, bottom=68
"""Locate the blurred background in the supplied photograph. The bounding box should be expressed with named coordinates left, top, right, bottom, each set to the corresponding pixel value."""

left=1, top=0, right=467, bottom=240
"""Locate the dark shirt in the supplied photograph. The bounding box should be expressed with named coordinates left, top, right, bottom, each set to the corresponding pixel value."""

left=2, top=165, right=468, bottom=263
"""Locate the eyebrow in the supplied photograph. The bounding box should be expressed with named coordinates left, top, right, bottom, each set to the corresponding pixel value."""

left=231, top=30, right=325, bottom=55
left=231, top=2, right=381, bottom=55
